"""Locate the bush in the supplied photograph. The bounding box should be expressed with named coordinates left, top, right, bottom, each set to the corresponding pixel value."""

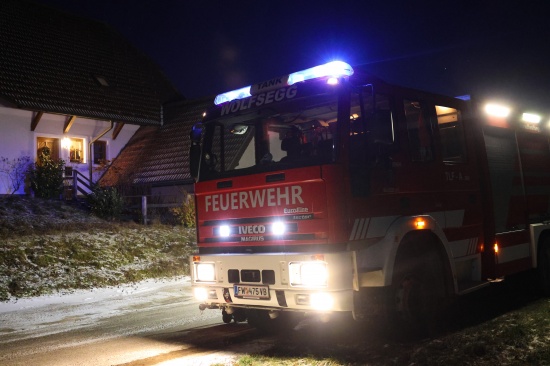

left=88, top=186, right=124, bottom=220
left=171, top=193, right=196, bottom=228
left=28, top=147, right=65, bottom=199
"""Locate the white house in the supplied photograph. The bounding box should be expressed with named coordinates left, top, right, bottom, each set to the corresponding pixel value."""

left=0, top=105, right=140, bottom=194
left=0, top=0, right=182, bottom=195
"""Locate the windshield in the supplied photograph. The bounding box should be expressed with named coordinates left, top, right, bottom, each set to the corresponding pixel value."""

left=199, top=89, right=341, bottom=180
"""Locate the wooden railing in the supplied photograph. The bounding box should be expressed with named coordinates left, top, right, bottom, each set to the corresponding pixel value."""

left=139, top=195, right=181, bottom=224
left=63, top=169, right=93, bottom=200
left=125, top=194, right=187, bottom=224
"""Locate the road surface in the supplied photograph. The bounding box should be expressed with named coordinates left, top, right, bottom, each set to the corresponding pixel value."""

left=3, top=276, right=531, bottom=365
left=0, top=278, right=272, bottom=366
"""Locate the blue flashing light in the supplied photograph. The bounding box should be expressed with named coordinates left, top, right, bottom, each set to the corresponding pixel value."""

left=214, top=86, right=252, bottom=106
left=287, top=61, right=354, bottom=85
left=213, top=61, right=354, bottom=106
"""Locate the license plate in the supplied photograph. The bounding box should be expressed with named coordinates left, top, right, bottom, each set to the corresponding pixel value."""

left=234, top=284, right=270, bottom=299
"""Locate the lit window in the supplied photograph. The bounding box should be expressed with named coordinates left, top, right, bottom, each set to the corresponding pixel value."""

left=68, top=138, right=84, bottom=163
left=436, top=105, right=467, bottom=163
left=37, top=137, right=60, bottom=160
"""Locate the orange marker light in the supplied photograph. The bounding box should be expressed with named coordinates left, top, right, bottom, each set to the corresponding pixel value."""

left=493, top=243, right=499, bottom=254
left=414, top=218, right=426, bottom=229
left=311, top=254, right=325, bottom=261
left=193, top=255, right=201, bottom=262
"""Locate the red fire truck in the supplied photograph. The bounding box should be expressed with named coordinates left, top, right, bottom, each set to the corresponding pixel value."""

left=189, top=61, right=550, bottom=332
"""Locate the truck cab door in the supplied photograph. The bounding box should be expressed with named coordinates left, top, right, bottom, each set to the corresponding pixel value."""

left=348, top=90, right=395, bottom=197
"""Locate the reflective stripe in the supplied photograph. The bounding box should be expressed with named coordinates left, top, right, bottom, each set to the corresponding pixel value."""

left=349, top=219, right=359, bottom=240
left=359, top=218, right=369, bottom=239
left=367, top=216, right=399, bottom=238
left=497, top=243, right=530, bottom=264
left=355, top=218, right=367, bottom=240
left=349, top=210, right=466, bottom=241
left=468, top=237, right=478, bottom=255
left=449, top=237, right=478, bottom=258
left=349, top=218, right=370, bottom=240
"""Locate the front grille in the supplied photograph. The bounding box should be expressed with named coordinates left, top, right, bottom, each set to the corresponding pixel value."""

left=262, top=270, right=275, bottom=284
left=227, top=269, right=276, bottom=284
left=241, top=269, right=261, bottom=282
left=228, top=269, right=239, bottom=283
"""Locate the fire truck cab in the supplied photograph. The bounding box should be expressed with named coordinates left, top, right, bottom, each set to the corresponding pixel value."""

left=189, top=61, right=550, bottom=332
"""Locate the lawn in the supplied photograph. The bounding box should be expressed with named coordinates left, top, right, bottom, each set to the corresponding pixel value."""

left=0, top=195, right=196, bottom=301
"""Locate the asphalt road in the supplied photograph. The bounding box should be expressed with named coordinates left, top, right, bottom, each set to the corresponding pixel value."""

left=2, top=274, right=539, bottom=366
left=0, top=279, right=272, bottom=366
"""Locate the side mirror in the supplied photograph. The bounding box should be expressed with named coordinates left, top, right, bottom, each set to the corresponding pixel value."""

left=190, top=123, right=203, bottom=142
left=189, top=123, right=203, bottom=180
left=230, top=124, right=248, bottom=135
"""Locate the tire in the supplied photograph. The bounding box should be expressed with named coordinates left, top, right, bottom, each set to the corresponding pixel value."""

left=222, top=308, right=247, bottom=324
left=233, top=308, right=247, bottom=323
left=222, top=310, right=232, bottom=324
left=388, top=250, right=450, bottom=336
left=246, top=309, right=301, bottom=334
left=537, top=240, right=550, bottom=296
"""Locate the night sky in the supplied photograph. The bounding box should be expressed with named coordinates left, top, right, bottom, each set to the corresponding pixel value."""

left=33, top=0, right=550, bottom=110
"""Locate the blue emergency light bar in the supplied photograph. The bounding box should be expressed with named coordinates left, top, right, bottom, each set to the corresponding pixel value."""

left=287, top=61, right=353, bottom=85
left=213, top=61, right=354, bottom=106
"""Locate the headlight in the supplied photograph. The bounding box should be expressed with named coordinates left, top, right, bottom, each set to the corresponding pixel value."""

left=219, top=225, right=230, bottom=237
left=196, top=262, right=216, bottom=282
left=289, top=261, right=328, bottom=287
left=271, top=221, right=286, bottom=236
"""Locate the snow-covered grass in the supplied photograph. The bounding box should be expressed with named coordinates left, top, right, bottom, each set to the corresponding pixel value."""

left=230, top=298, right=550, bottom=366
left=407, top=302, right=550, bottom=365
left=0, top=195, right=197, bottom=302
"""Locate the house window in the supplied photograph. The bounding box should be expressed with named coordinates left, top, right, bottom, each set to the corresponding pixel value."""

left=37, top=137, right=60, bottom=160
left=65, top=138, right=84, bottom=163
left=93, top=140, right=107, bottom=164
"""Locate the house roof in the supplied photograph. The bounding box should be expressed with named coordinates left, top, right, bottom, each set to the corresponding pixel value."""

left=100, top=97, right=212, bottom=187
left=0, top=0, right=181, bottom=125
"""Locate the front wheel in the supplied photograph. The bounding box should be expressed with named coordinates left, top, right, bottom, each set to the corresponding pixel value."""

left=222, top=309, right=232, bottom=324
left=222, top=308, right=247, bottom=324
left=537, top=239, right=550, bottom=296
left=388, top=250, right=452, bottom=336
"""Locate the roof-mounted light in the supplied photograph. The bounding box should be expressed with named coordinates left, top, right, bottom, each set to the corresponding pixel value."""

left=287, top=61, right=354, bottom=85
left=213, top=61, right=353, bottom=105
left=214, top=85, right=252, bottom=106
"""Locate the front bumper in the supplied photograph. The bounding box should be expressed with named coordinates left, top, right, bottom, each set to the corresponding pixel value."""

left=191, top=252, right=355, bottom=312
